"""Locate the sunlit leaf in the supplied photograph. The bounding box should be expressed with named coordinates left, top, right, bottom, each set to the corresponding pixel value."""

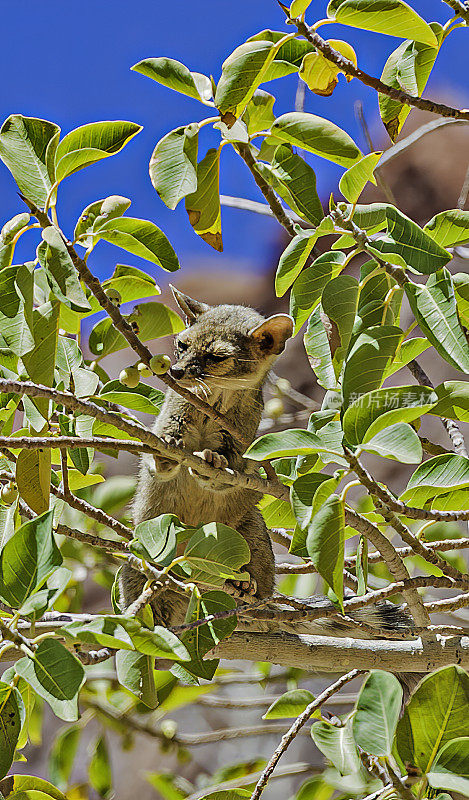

left=149, top=124, right=199, bottom=210
left=185, top=147, right=223, bottom=251
left=55, top=120, right=141, bottom=182
left=353, top=670, right=402, bottom=756
left=0, top=115, right=60, bottom=205
left=271, top=112, right=362, bottom=168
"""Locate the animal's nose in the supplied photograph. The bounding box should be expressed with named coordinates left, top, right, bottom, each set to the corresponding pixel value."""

left=169, top=365, right=185, bottom=380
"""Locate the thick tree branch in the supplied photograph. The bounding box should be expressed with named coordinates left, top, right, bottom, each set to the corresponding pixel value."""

left=215, top=631, right=469, bottom=672
left=293, top=22, right=469, bottom=123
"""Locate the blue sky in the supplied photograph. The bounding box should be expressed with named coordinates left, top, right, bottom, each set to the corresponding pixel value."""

left=0, top=0, right=466, bottom=282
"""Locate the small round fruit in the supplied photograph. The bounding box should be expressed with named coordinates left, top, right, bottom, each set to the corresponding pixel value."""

left=137, top=361, right=152, bottom=378
left=275, top=377, right=291, bottom=396
left=149, top=354, right=171, bottom=375
left=1, top=483, right=17, bottom=505
left=119, top=366, right=140, bottom=388
left=105, top=288, right=122, bottom=306
left=264, top=398, right=284, bottom=419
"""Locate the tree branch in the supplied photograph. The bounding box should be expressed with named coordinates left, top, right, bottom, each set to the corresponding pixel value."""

left=293, top=22, right=469, bottom=123
left=344, top=509, right=431, bottom=628
left=443, top=0, right=469, bottom=24
left=21, top=196, right=265, bottom=451
left=214, top=631, right=469, bottom=672
left=276, top=537, right=469, bottom=573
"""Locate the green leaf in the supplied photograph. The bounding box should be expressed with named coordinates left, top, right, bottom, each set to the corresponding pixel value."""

left=89, top=301, right=183, bottom=356
left=0, top=511, right=61, bottom=608
left=184, top=522, right=250, bottom=586
left=149, top=124, right=199, bottom=210
left=215, top=39, right=287, bottom=119
left=290, top=251, right=345, bottom=335
left=339, top=152, right=381, bottom=204
left=306, top=494, right=344, bottom=603
left=263, top=689, right=320, bottom=719
left=342, top=325, right=402, bottom=408
left=361, top=422, right=422, bottom=463
left=374, top=207, right=451, bottom=274
left=290, top=0, right=312, bottom=15
left=269, top=145, right=324, bottom=226
left=15, top=448, right=51, bottom=514
left=22, top=299, right=59, bottom=424
left=73, top=195, right=131, bottom=247
left=378, top=25, right=442, bottom=140
left=427, top=737, right=469, bottom=796
left=247, top=30, right=316, bottom=81
left=0, top=213, right=31, bottom=268
left=131, top=514, right=179, bottom=564
left=177, top=589, right=237, bottom=681
left=431, top=381, right=469, bottom=423
left=89, top=735, right=112, bottom=799
left=396, top=665, right=469, bottom=773
left=299, top=39, right=358, bottom=97
left=350, top=203, right=389, bottom=233
left=291, top=472, right=334, bottom=529
left=304, top=306, right=337, bottom=390
left=343, top=385, right=437, bottom=445
left=322, top=275, right=359, bottom=370
left=0, top=775, right=67, bottom=800
left=245, top=428, right=328, bottom=460
left=400, top=453, right=469, bottom=509
left=61, top=616, right=134, bottom=651
left=311, top=717, right=361, bottom=775
left=37, top=228, right=90, bottom=312
left=0, top=115, right=60, bottom=205
left=0, top=681, right=24, bottom=779
left=0, top=262, right=35, bottom=358
left=424, top=209, right=469, bottom=248
left=405, top=268, right=469, bottom=373
left=383, top=337, right=430, bottom=378
left=15, top=638, right=85, bottom=722
left=54, top=120, right=141, bottom=182
left=275, top=231, right=318, bottom=297
left=352, top=670, right=402, bottom=756
left=132, top=57, right=211, bottom=102
left=115, top=650, right=158, bottom=708
left=95, top=217, right=179, bottom=271
left=185, top=147, right=223, bottom=252
left=334, top=0, right=437, bottom=47
left=48, top=726, right=81, bottom=791
left=271, top=112, right=363, bottom=168
left=98, top=380, right=164, bottom=415
left=243, top=89, right=276, bottom=135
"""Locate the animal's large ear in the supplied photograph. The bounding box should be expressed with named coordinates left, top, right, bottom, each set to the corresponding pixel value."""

left=170, top=285, right=211, bottom=325
left=249, top=314, right=294, bottom=355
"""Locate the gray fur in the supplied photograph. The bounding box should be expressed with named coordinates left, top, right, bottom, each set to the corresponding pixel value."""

left=121, top=290, right=294, bottom=625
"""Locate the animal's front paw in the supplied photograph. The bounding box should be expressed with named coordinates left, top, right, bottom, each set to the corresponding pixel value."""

left=225, top=576, right=258, bottom=599
left=193, top=449, right=229, bottom=469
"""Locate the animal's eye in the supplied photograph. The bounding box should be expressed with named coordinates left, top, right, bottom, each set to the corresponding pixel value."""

left=177, top=340, right=189, bottom=351
left=208, top=353, right=228, bottom=362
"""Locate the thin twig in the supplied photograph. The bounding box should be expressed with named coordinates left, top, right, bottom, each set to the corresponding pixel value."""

left=443, top=0, right=469, bottom=24
left=249, top=670, right=364, bottom=800
left=276, top=537, right=469, bottom=573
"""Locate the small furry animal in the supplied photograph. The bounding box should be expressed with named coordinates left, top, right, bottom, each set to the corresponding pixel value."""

left=121, top=286, right=293, bottom=625
left=121, top=288, right=416, bottom=672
